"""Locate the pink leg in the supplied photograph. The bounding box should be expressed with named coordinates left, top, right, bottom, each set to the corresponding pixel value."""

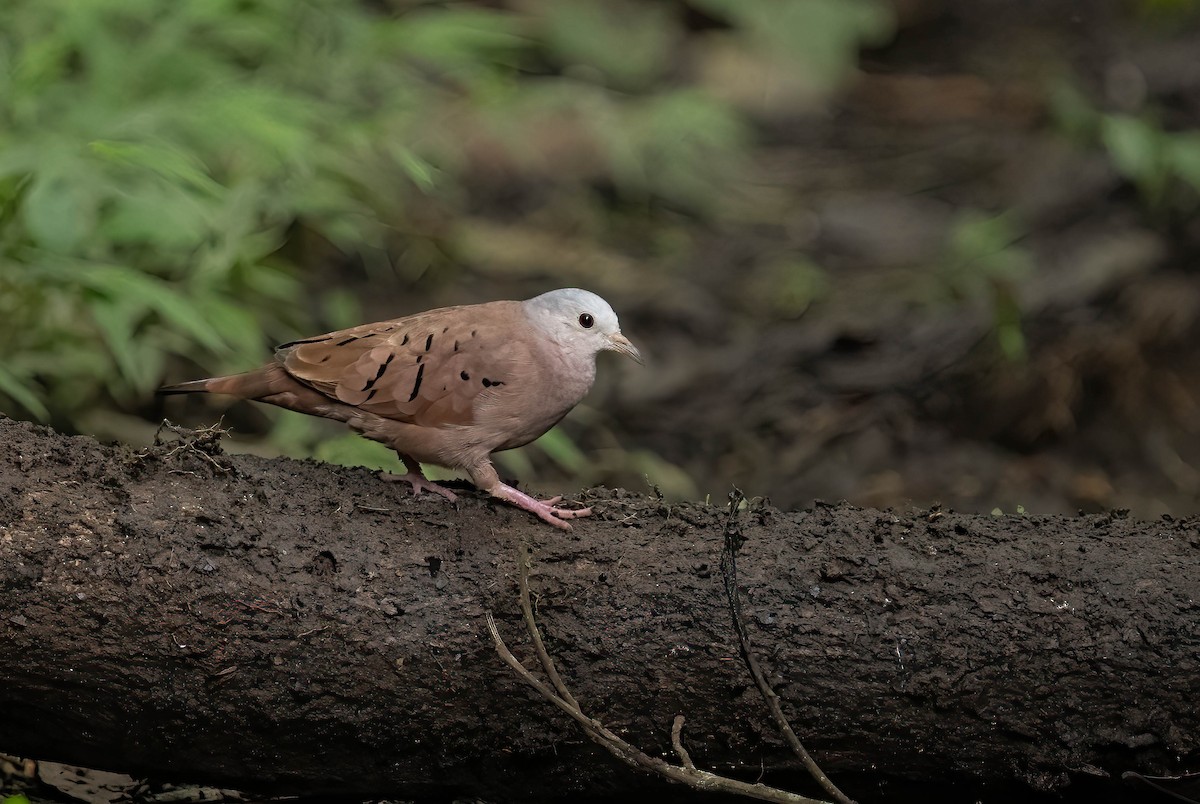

left=380, top=457, right=458, bottom=503
left=489, top=482, right=592, bottom=530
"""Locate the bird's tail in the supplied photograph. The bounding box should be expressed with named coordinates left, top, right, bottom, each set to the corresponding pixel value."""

left=157, top=365, right=291, bottom=399
left=157, top=378, right=217, bottom=395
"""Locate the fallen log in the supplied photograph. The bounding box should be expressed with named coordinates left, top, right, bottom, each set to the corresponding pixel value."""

left=0, top=416, right=1197, bottom=801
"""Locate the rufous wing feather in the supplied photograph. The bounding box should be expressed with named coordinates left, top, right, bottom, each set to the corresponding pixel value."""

left=278, top=301, right=528, bottom=428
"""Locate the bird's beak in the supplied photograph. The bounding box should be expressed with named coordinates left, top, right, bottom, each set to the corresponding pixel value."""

left=607, top=332, right=644, bottom=364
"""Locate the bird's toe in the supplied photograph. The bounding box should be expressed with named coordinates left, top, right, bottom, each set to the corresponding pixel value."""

left=381, top=470, right=458, bottom=503
left=490, top=483, right=593, bottom=529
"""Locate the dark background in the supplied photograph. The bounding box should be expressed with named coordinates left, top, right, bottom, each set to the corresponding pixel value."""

left=4, top=0, right=1200, bottom=517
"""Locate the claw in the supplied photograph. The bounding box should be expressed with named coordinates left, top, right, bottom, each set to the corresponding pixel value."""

left=490, top=483, right=592, bottom=530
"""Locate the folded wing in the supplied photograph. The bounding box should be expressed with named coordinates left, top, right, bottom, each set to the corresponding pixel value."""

left=278, top=302, right=524, bottom=428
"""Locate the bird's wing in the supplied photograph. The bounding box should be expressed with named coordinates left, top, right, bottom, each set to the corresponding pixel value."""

left=277, top=301, right=531, bottom=427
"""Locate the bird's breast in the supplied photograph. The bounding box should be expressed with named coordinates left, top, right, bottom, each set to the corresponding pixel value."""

left=476, top=345, right=596, bottom=453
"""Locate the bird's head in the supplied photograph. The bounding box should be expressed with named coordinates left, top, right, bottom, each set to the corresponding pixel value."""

left=523, top=288, right=643, bottom=364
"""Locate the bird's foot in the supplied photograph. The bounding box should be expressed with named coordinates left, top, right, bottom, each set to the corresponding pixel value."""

left=490, top=483, right=592, bottom=530
left=380, top=470, right=458, bottom=503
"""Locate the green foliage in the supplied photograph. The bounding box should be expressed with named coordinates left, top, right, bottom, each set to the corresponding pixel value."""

left=1101, top=114, right=1200, bottom=209
left=936, top=211, right=1032, bottom=360
left=695, top=0, right=893, bottom=85
left=0, top=0, right=892, bottom=493
left=539, top=0, right=678, bottom=90
left=746, top=257, right=829, bottom=318
left=1051, top=82, right=1200, bottom=216
left=2, top=794, right=31, bottom=804
left=313, top=430, right=405, bottom=474
left=0, top=0, right=514, bottom=423
left=942, top=212, right=1032, bottom=294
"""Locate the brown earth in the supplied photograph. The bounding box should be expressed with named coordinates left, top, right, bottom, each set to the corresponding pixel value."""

left=1, top=416, right=1198, bottom=803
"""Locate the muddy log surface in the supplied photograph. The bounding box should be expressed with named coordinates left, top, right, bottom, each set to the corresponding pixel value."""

left=0, top=416, right=1197, bottom=801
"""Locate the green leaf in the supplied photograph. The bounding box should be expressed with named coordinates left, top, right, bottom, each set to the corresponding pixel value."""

left=693, top=0, right=894, bottom=83
left=321, top=288, right=363, bottom=330
left=239, top=263, right=302, bottom=306
left=89, top=139, right=222, bottom=196
left=627, top=448, right=698, bottom=500
left=604, top=89, right=748, bottom=206
left=171, top=296, right=264, bottom=364
left=393, top=146, right=439, bottom=194
left=99, top=182, right=212, bottom=249
left=192, top=87, right=316, bottom=169
left=0, top=363, right=50, bottom=420
left=89, top=295, right=147, bottom=392
left=0, top=143, right=44, bottom=179
left=22, top=169, right=100, bottom=252
left=313, top=432, right=403, bottom=472
left=1167, top=132, right=1200, bottom=191
left=532, top=427, right=588, bottom=474
left=392, top=8, right=525, bottom=68
left=494, top=445, right=535, bottom=479
left=266, top=410, right=319, bottom=458
left=1102, top=115, right=1166, bottom=191
left=1048, top=81, right=1098, bottom=143
left=541, top=0, right=676, bottom=88
left=82, top=266, right=229, bottom=355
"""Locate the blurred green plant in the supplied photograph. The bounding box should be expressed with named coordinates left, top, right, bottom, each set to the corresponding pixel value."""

left=935, top=211, right=1032, bottom=360
left=694, top=0, right=893, bottom=88
left=1052, top=81, right=1200, bottom=216
left=0, top=0, right=890, bottom=493
left=0, top=0, right=538, bottom=425
left=0, top=1, right=432, bottom=423
left=1102, top=114, right=1200, bottom=211
left=745, top=256, right=829, bottom=319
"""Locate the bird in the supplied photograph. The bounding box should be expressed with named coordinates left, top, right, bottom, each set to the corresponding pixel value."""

left=158, top=288, right=642, bottom=529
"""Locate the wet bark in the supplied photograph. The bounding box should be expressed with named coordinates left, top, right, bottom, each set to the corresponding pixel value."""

left=0, top=416, right=1197, bottom=801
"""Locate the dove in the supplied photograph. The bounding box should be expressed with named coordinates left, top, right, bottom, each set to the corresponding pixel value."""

left=159, top=288, right=642, bottom=529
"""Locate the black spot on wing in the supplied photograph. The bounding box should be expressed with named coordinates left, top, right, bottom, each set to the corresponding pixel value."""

left=408, top=363, right=426, bottom=402
left=401, top=334, right=410, bottom=346
left=481, top=378, right=505, bottom=388
left=277, top=335, right=332, bottom=349
left=336, top=333, right=378, bottom=347
left=424, top=333, right=434, bottom=351
left=460, top=371, right=469, bottom=381
left=361, top=354, right=394, bottom=391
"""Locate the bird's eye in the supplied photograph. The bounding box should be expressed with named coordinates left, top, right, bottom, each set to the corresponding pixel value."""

left=579, top=313, right=594, bottom=329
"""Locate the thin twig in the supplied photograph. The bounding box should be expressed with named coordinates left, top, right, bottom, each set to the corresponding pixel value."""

left=146, top=419, right=233, bottom=474
left=518, top=543, right=579, bottom=709
left=513, top=543, right=609, bottom=747
left=722, top=489, right=857, bottom=804
left=485, top=611, right=829, bottom=804
left=671, top=715, right=695, bottom=770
